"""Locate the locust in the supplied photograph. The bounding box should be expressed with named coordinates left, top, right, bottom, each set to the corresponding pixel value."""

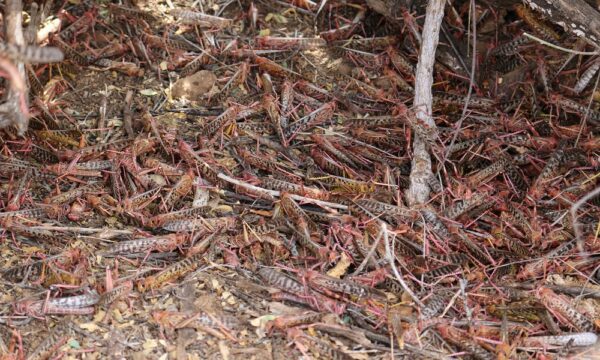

left=170, top=9, right=233, bottom=28
left=137, top=252, right=206, bottom=292
left=101, top=234, right=187, bottom=256
left=279, top=193, right=323, bottom=254
left=536, top=287, right=596, bottom=332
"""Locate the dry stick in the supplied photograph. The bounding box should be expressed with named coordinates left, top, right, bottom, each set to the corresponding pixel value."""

left=123, top=90, right=135, bottom=137
left=352, top=226, right=383, bottom=276
left=523, top=33, right=599, bottom=55
left=97, top=86, right=108, bottom=130
left=382, top=222, right=423, bottom=307
left=440, top=287, right=462, bottom=318
left=570, top=186, right=600, bottom=253
left=216, top=173, right=348, bottom=210
left=406, top=0, right=445, bottom=206
left=458, top=278, right=472, bottom=322
left=442, top=0, right=477, bottom=164
left=31, top=226, right=133, bottom=235
left=575, top=65, right=600, bottom=146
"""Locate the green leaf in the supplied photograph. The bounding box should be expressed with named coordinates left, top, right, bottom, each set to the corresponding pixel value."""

left=68, top=339, right=81, bottom=349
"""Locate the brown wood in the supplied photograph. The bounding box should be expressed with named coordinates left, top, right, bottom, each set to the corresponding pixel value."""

left=524, top=0, right=600, bottom=46
left=406, top=0, right=445, bottom=206
left=0, top=0, right=28, bottom=135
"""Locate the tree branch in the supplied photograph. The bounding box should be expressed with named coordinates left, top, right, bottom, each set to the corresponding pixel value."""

left=406, top=0, right=445, bottom=206
left=216, top=173, right=349, bottom=210
left=523, top=0, right=600, bottom=47
left=1, top=0, right=29, bottom=135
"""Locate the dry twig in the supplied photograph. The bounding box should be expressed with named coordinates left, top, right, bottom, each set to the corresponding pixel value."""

left=406, top=0, right=445, bottom=206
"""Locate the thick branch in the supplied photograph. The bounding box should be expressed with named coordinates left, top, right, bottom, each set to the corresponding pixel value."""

left=1, top=0, right=29, bottom=135
left=523, top=0, right=600, bottom=47
left=4, top=0, right=25, bottom=45
left=406, top=0, right=445, bottom=206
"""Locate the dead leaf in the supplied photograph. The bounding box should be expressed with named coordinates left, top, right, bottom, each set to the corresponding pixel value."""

left=139, top=89, right=158, bottom=96
left=80, top=322, right=100, bottom=332
left=327, top=253, right=351, bottom=278
left=218, top=341, right=230, bottom=360
left=143, top=339, right=158, bottom=354
left=250, top=314, right=278, bottom=328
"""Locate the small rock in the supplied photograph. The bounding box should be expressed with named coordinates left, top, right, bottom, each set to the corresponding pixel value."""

left=172, top=70, right=217, bottom=102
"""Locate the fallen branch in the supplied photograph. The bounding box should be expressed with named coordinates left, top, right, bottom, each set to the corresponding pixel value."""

left=523, top=0, right=600, bottom=47
left=217, top=173, right=349, bottom=210
left=382, top=222, right=423, bottom=307
left=406, top=0, right=445, bottom=206
left=523, top=32, right=599, bottom=55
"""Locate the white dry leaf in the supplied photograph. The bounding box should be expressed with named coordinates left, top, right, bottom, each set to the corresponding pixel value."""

left=250, top=314, right=278, bottom=328
left=80, top=322, right=100, bottom=332
left=118, top=320, right=135, bottom=329
left=165, top=87, right=175, bottom=104
left=211, top=279, right=222, bottom=290
left=268, top=301, right=304, bottom=315
left=92, top=310, right=106, bottom=323
left=265, top=13, right=288, bottom=24
left=218, top=341, right=230, bottom=360
left=111, top=308, right=124, bottom=322
left=212, top=204, right=234, bottom=212
left=327, top=252, right=351, bottom=278
left=143, top=339, right=158, bottom=352
left=95, top=229, right=128, bottom=239
left=193, top=184, right=209, bottom=207
left=107, top=119, right=123, bottom=128
left=149, top=174, right=167, bottom=187
left=221, top=291, right=236, bottom=305
left=140, top=89, right=158, bottom=96
left=251, top=314, right=278, bottom=339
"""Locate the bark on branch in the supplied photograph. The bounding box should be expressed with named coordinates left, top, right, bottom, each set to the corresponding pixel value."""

left=406, top=0, right=445, bottom=206
left=523, top=0, right=600, bottom=47
left=0, top=0, right=29, bottom=135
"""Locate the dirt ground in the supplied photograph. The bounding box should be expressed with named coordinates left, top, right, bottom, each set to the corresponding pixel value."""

left=0, top=0, right=599, bottom=359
